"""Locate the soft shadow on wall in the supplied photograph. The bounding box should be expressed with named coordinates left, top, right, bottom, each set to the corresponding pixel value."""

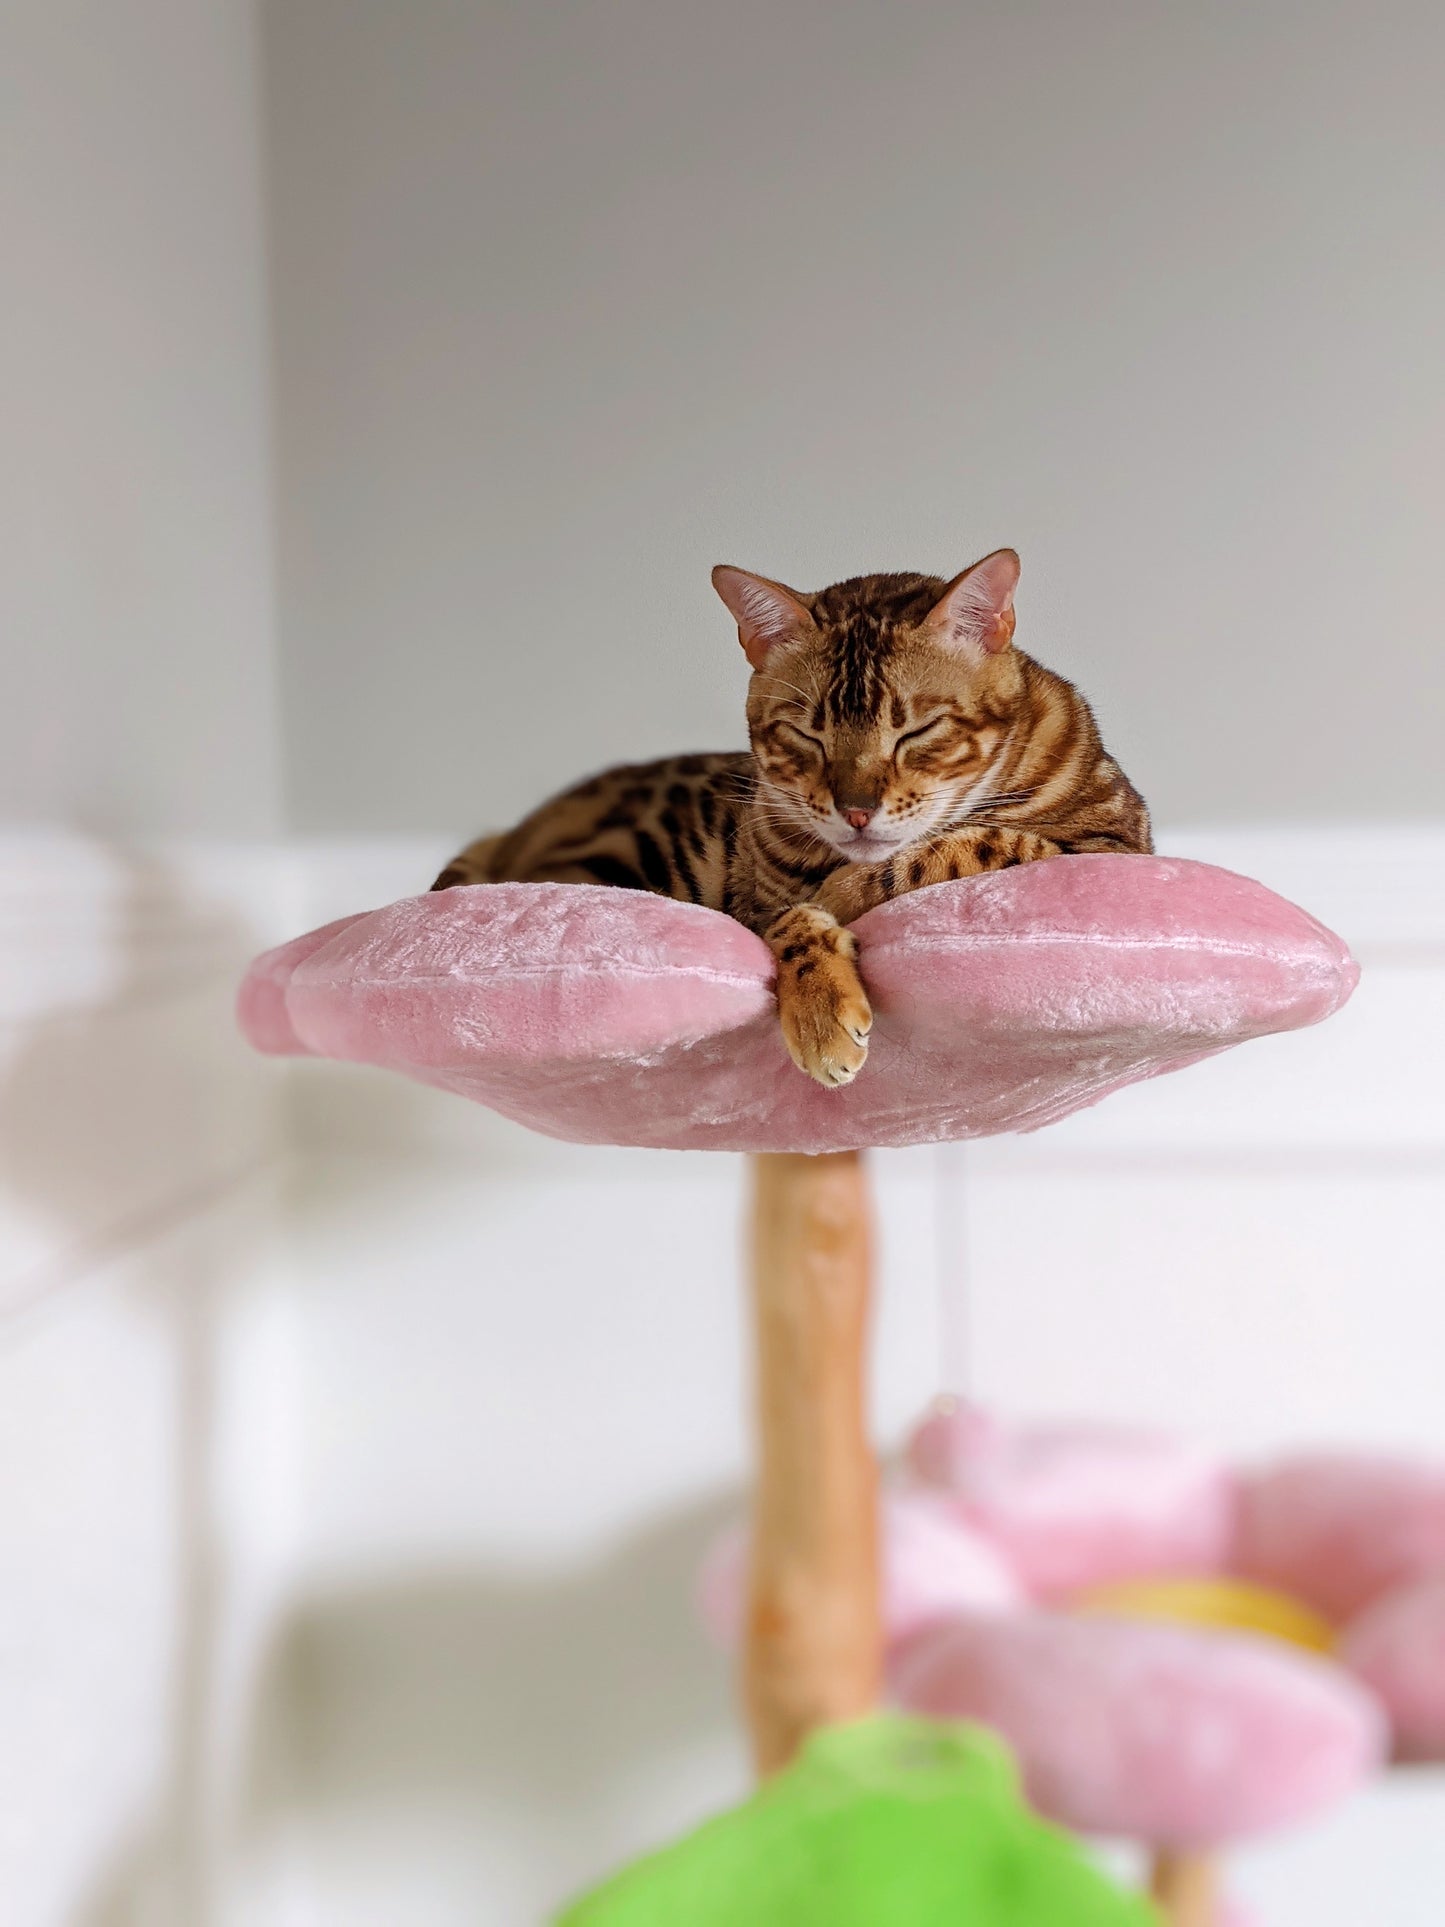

left=0, top=843, right=283, bottom=1927
left=236, top=1494, right=746, bottom=1923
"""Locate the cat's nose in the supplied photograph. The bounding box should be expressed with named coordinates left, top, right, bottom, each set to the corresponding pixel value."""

left=842, top=808, right=875, bottom=831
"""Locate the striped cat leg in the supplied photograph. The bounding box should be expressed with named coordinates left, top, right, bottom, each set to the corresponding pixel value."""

left=814, top=827, right=1063, bottom=924
left=765, top=904, right=873, bottom=1088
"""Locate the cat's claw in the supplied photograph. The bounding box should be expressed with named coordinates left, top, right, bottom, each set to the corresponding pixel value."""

left=795, top=1036, right=867, bottom=1088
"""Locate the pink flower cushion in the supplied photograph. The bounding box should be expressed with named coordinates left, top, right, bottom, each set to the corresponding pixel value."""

left=891, top=1610, right=1386, bottom=1848
left=237, top=856, right=1356, bottom=1154
left=906, top=1404, right=1237, bottom=1600
left=1234, top=1456, right=1445, bottom=1623
left=1342, top=1574, right=1445, bottom=1761
left=699, top=1492, right=1024, bottom=1656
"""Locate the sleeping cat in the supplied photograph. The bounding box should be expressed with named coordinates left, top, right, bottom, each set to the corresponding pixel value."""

left=433, top=549, right=1151, bottom=1088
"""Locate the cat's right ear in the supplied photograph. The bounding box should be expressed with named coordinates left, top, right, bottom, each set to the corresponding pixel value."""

left=711, top=566, right=815, bottom=670
left=923, top=548, right=1020, bottom=655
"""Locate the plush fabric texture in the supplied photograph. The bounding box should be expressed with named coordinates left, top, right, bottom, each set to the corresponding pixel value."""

left=701, top=1404, right=1434, bottom=1853
left=890, top=1611, right=1385, bottom=1848
left=1342, top=1574, right=1445, bottom=1762
left=1234, top=1456, right=1445, bottom=1624
left=237, top=856, right=1356, bottom=1154
left=699, top=1493, right=1024, bottom=1655
left=905, top=1404, right=1237, bottom=1599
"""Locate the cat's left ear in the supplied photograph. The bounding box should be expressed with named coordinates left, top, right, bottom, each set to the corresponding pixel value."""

left=712, top=565, right=816, bottom=670
left=923, top=548, right=1020, bottom=655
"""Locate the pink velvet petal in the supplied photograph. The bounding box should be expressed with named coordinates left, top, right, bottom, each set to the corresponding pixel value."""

left=1342, top=1573, right=1445, bottom=1762
left=699, top=1491, right=1023, bottom=1653
left=891, top=1611, right=1385, bottom=1847
left=1235, top=1456, right=1445, bottom=1623
left=236, top=857, right=1356, bottom=1154
left=279, top=884, right=774, bottom=1069
left=235, top=913, right=369, bottom=1055
left=906, top=1403, right=1236, bottom=1599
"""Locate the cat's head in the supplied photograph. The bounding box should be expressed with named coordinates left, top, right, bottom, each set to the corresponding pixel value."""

left=712, top=550, right=1026, bottom=860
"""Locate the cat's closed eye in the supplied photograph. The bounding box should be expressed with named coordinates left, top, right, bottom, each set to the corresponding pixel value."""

left=768, top=721, right=825, bottom=757
left=895, top=715, right=963, bottom=756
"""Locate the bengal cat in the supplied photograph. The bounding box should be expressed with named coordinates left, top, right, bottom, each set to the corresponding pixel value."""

left=433, top=549, right=1152, bottom=1088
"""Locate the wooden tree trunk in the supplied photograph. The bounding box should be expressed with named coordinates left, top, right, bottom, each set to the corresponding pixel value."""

left=742, top=1149, right=881, bottom=1776
left=1150, top=1849, right=1219, bottom=1927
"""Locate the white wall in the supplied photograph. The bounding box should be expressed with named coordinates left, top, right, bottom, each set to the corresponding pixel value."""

left=2, top=0, right=282, bottom=836
left=262, top=0, right=1445, bottom=837
left=4, top=5, right=1443, bottom=1925
left=0, top=5, right=291, bottom=1923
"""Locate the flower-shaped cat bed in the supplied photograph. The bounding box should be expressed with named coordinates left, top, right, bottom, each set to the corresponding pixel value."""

left=704, top=1406, right=1445, bottom=1927
left=238, top=855, right=1355, bottom=1153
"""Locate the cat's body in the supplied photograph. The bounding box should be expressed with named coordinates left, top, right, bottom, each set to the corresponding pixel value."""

left=435, top=553, right=1151, bottom=1086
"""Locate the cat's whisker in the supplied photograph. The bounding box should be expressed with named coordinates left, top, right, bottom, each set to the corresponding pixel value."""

left=973, top=782, right=1045, bottom=811
left=752, top=674, right=821, bottom=710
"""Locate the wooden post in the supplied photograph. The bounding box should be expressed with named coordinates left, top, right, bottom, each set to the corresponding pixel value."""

left=742, top=1149, right=881, bottom=1776
left=1149, top=1850, right=1219, bottom=1927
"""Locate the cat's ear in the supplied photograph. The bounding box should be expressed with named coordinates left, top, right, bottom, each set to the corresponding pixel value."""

left=711, top=565, right=816, bottom=670
left=923, top=548, right=1020, bottom=655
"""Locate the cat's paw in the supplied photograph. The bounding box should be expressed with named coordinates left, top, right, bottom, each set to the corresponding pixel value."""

left=780, top=967, right=872, bottom=1087
left=770, top=910, right=873, bottom=1088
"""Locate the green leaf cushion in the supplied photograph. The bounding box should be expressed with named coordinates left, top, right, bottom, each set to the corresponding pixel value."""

left=556, top=1716, right=1156, bottom=1926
